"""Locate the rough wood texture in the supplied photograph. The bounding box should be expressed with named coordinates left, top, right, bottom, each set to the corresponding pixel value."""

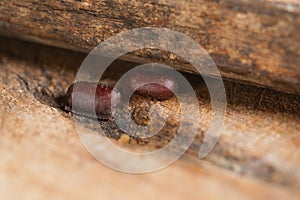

left=0, top=0, right=299, bottom=94
left=0, top=37, right=299, bottom=199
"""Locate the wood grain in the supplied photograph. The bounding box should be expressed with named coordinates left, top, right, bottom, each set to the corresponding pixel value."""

left=0, top=0, right=299, bottom=94
left=0, top=37, right=299, bottom=199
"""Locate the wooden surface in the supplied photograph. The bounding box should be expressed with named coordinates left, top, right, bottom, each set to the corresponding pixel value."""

left=0, top=0, right=299, bottom=94
left=0, top=37, right=299, bottom=199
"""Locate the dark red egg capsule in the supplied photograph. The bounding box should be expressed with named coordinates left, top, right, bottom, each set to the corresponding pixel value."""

left=65, top=82, right=121, bottom=118
left=129, top=71, right=178, bottom=100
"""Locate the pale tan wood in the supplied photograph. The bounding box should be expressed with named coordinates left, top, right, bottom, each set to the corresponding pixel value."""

left=0, top=37, right=299, bottom=199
